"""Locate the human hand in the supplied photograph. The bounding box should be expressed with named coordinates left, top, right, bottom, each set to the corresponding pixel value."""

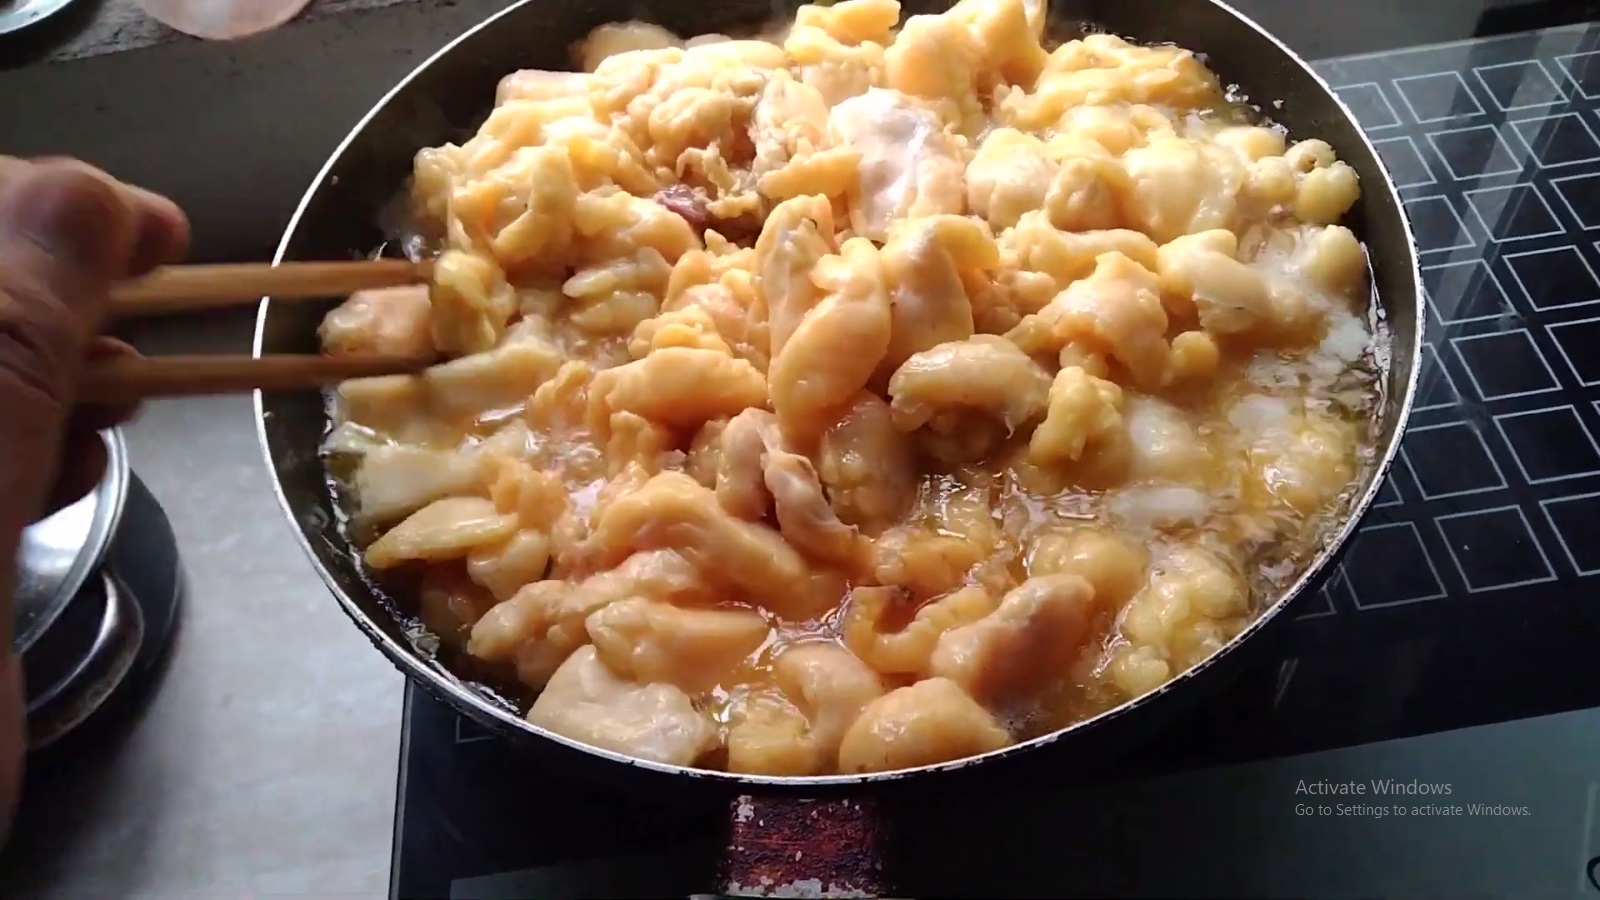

left=0, top=158, right=189, bottom=611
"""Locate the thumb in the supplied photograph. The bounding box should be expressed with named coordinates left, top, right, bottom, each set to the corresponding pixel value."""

left=0, top=166, right=141, bottom=608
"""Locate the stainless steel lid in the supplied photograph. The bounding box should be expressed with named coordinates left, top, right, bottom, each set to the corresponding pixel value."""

left=13, top=430, right=130, bottom=655
left=0, top=0, right=85, bottom=36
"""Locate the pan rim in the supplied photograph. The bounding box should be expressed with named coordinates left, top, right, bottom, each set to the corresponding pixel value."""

left=254, top=0, right=1426, bottom=788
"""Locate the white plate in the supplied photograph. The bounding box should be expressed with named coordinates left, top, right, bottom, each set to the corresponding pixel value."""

left=0, top=0, right=82, bottom=37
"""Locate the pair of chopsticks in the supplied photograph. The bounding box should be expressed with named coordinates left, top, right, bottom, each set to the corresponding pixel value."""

left=81, top=259, right=437, bottom=406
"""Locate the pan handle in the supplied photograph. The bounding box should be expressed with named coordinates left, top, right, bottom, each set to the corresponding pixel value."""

left=714, top=794, right=893, bottom=898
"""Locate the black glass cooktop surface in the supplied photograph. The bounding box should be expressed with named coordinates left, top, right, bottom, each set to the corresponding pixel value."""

left=391, top=15, right=1600, bottom=900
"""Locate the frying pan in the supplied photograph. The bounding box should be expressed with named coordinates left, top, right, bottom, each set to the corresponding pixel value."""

left=255, top=0, right=1423, bottom=892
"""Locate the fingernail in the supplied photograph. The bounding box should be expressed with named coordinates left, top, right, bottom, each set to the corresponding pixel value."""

left=0, top=167, right=126, bottom=282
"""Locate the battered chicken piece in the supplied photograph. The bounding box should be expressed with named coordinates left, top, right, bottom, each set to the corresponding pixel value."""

left=421, top=336, right=566, bottom=419
left=827, top=88, right=968, bottom=240
left=496, top=69, right=591, bottom=105
left=884, top=12, right=985, bottom=135
left=965, top=128, right=1058, bottom=231
left=714, top=409, right=869, bottom=571
left=876, top=216, right=995, bottom=381
left=1027, top=528, right=1148, bottom=607
left=528, top=646, right=718, bottom=767
left=467, top=530, right=553, bottom=602
left=320, top=286, right=435, bottom=360
left=928, top=574, right=1095, bottom=705
left=872, top=527, right=987, bottom=601
left=769, top=238, right=892, bottom=443
left=816, top=393, right=917, bottom=534
left=1030, top=366, right=1125, bottom=467
left=837, top=677, right=1011, bottom=773
left=586, top=599, right=769, bottom=693
left=589, top=347, right=768, bottom=430
left=430, top=249, right=517, bottom=357
left=726, top=692, right=818, bottom=775
left=775, top=641, right=886, bottom=763
left=583, top=472, right=844, bottom=619
left=753, top=194, right=837, bottom=357
left=886, top=334, right=1052, bottom=434
left=350, top=446, right=481, bottom=525
left=1034, top=251, right=1171, bottom=391
left=750, top=70, right=833, bottom=179
left=365, top=497, right=519, bottom=570
left=843, top=585, right=996, bottom=675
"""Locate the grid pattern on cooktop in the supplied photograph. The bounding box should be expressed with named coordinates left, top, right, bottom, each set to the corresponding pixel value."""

left=1299, top=26, right=1600, bottom=618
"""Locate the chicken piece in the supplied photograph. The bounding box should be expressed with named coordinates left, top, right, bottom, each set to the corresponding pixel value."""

left=965, top=128, right=1057, bottom=231
left=750, top=69, right=834, bottom=178
left=774, top=641, right=886, bottom=756
left=466, top=530, right=552, bottom=602
left=496, top=69, right=591, bottom=105
left=876, top=216, right=995, bottom=381
left=784, top=17, right=887, bottom=106
left=320, top=285, right=435, bottom=360
left=1028, top=528, right=1148, bottom=608
left=872, top=527, right=986, bottom=601
left=574, top=21, right=681, bottom=72
left=1002, top=215, right=1161, bottom=301
left=1116, top=545, right=1246, bottom=686
left=837, top=677, right=1011, bottom=773
left=726, top=692, right=819, bottom=775
left=753, top=194, right=837, bottom=358
left=430, top=250, right=517, bottom=357
left=827, top=89, right=968, bottom=241
left=714, top=409, right=868, bottom=571
left=421, top=336, right=565, bottom=420
left=350, top=446, right=481, bottom=525
left=572, top=189, right=699, bottom=268
left=794, top=0, right=901, bottom=46
left=715, top=409, right=773, bottom=521
left=1030, top=366, right=1125, bottom=467
left=1035, top=251, right=1171, bottom=391
left=928, top=574, right=1095, bottom=704
left=528, top=646, right=718, bottom=767
left=1120, top=136, right=1246, bottom=244
left=842, top=584, right=995, bottom=674
left=1234, top=398, right=1358, bottom=516
left=604, top=411, right=678, bottom=478
left=685, top=418, right=728, bottom=488
left=583, top=472, right=843, bottom=620
left=769, top=237, right=892, bottom=443
left=586, top=599, right=769, bottom=693
left=886, top=334, right=1052, bottom=434
left=766, top=449, right=869, bottom=571
left=589, top=347, right=768, bottom=430
left=884, top=13, right=984, bottom=135
left=817, top=392, right=917, bottom=534
left=947, top=0, right=1049, bottom=88
left=365, top=497, right=519, bottom=570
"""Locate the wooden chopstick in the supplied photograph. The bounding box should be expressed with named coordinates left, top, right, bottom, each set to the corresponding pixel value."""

left=78, top=352, right=434, bottom=406
left=111, top=259, right=433, bottom=317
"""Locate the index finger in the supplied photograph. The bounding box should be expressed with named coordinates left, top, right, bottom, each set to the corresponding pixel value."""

left=0, top=156, right=189, bottom=277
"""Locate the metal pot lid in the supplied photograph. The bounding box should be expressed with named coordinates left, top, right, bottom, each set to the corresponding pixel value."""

left=0, top=0, right=85, bottom=36
left=13, top=430, right=129, bottom=655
